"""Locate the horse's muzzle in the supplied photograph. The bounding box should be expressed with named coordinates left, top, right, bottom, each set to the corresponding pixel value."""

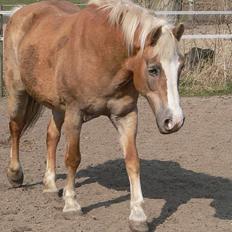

left=156, top=109, right=185, bottom=134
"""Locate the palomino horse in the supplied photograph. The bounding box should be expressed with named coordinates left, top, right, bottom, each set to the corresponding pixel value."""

left=4, top=0, right=185, bottom=231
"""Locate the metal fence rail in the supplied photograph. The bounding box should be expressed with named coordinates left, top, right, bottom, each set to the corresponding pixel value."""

left=155, top=10, right=232, bottom=15
left=0, top=9, right=232, bottom=39
left=0, top=11, right=12, bottom=16
left=183, top=34, right=232, bottom=39
left=1, top=10, right=232, bottom=41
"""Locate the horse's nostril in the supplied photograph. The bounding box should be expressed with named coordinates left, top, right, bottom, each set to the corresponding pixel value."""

left=164, top=118, right=173, bottom=130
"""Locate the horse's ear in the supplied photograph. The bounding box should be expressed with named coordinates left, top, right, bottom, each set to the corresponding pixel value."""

left=173, top=24, right=184, bottom=41
left=148, top=26, right=162, bottom=47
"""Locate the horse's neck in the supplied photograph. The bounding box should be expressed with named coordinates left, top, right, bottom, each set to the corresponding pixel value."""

left=78, top=6, right=130, bottom=71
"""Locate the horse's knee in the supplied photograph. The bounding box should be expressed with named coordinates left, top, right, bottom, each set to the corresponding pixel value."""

left=46, top=126, right=60, bottom=146
left=125, top=155, right=140, bottom=174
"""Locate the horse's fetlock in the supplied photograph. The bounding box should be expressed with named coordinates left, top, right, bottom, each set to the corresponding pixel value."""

left=129, top=205, right=147, bottom=223
left=7, top=165, right=24, bottom=187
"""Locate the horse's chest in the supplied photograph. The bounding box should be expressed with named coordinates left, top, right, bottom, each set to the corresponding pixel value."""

left=107, top=95, right=137, bottom=116
left=82, top=95, right=137, bottom=121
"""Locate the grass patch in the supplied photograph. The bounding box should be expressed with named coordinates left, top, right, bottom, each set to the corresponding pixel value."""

left=0, top=0, right=84, bottom=5
left=179, top=63, right=232, bottom=96
left=180, top=82, right=232, bottom=97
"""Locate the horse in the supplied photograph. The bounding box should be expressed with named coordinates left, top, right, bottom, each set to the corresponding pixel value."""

left=4, top=0, right=185, bottom=231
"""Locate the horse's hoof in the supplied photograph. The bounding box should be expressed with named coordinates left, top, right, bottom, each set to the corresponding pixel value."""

left=63, top=206, right=83, bottom=215
left=43, top=187, right=59, bottom=193
left=43, top=185, right=58, bottom=193
left=129, top=220, right=149, bottom=232
left=7, top=167, right=24, bottom=188
left=62, top=209, right=83, bottom=220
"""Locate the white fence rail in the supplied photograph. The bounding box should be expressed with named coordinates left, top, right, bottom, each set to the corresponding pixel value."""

left=155, top=10, right=232, bottom=16
left=0, top=10, right=232, bottom=41
left=1, top=10, right=232, bottom=16
left=0, top=11, right=12, bottom=16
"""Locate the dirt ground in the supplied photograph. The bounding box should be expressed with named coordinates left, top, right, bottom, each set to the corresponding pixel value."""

left=1, top=96, right=232, bottom=232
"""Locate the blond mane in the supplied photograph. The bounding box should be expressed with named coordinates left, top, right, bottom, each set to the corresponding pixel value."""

left=88, top=0, right=171, bottom=52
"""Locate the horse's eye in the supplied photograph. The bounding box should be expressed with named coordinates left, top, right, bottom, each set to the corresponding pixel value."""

left=148, top=66, right=160, bottom=77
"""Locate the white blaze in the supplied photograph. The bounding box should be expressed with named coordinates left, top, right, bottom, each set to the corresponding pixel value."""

left=161, top=54, right=184, bottom=127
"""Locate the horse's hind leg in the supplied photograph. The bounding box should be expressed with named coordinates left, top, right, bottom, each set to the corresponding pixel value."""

left=43, top=111, right=64, bottom=193
left=7, top=91, right=29, bottom=187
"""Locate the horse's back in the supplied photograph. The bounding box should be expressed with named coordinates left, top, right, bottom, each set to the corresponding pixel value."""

left=14, top=0, right=80, bottom=17
left=44, top=0, right=81, bottom=14
left=4, top=0, right=81, bottom=108
left=5, top=0, right=80, bottom=37
left=5, top=0, right=81, bottom=68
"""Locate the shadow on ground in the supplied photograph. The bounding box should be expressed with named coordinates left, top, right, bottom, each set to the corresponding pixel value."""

left=59, top=159, right=232, bottom=231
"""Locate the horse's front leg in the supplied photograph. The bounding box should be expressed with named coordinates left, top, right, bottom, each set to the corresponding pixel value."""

left=62, top=107, right=82, bottom=214
left=110, top=109, right=148, bottom=232
left=43, top=111, right=64, bottom=193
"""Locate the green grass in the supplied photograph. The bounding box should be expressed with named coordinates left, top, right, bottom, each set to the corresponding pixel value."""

left=0, top=0, right=83, bottom=5
left=0, top=0, right=39, bottom=4
left=179, top=81, right=232, bottom=97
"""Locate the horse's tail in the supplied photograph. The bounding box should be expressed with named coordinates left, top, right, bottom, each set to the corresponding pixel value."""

left=0, top=95, right=42, bottom=141
left=21, top=96, right=44, bottom=135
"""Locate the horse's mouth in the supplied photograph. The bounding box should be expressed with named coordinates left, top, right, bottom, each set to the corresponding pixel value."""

left=157, top=117, right=185, bottom=135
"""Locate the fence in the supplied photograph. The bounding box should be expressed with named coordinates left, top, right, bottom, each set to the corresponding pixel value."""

left=0, top=6, right=232, bottom=97
left=0, top=6, right=4, bottom=97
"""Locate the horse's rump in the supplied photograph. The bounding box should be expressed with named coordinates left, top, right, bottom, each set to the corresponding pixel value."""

left=4, top=1, right=81, bottom=108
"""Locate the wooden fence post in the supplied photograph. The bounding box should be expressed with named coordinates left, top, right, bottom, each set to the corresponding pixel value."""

left=0, top=5, right=3, bottom=97
left=188, top=0, right=195, bottom=23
